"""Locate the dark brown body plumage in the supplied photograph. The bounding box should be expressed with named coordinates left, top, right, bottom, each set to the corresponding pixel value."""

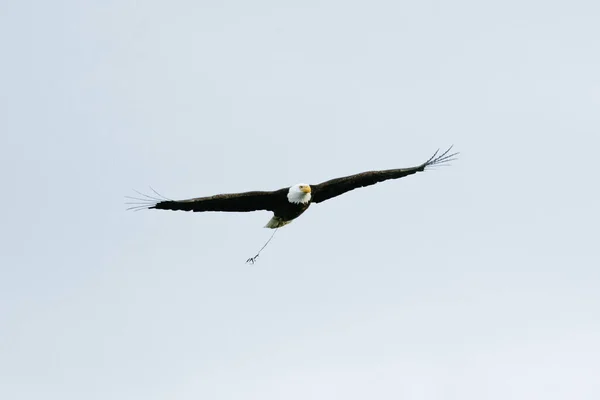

left=273, top=200, right=311, bottom=221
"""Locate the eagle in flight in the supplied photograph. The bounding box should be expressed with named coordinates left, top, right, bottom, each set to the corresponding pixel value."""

left=128, top=146, right=458, bottom=230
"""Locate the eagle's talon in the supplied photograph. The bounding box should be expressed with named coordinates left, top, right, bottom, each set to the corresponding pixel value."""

left=246, top=256, right=258, bottom=264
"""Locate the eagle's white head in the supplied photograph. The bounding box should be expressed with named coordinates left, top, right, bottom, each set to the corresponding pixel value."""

left=287, top=183, right=311, bottom=204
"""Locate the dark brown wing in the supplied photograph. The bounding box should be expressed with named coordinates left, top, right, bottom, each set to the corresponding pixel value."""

left=310, top=146, right=458, bottom=204
left=126, top=188, right=287, bottom=213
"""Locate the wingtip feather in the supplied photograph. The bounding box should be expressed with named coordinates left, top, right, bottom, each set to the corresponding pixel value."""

left=423, top=145, right=459, bottom=169
left=125, top=188, right=171, bottom=211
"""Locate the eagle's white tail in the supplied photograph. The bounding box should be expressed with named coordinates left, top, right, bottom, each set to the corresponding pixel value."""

left=264, top=216, right=292, bottom=229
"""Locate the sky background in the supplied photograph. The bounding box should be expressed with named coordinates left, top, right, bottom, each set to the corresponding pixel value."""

left=1, top=1, right=599, bottom=399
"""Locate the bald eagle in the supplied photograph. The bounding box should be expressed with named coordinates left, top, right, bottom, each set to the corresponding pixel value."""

left=127, top=146, right=458, bottom=229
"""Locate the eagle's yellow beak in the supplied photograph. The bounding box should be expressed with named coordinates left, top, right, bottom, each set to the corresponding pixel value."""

left=301, top=185, right=312, bottom=193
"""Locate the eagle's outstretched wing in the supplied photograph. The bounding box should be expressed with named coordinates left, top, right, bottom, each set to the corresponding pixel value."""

left=127, top=189, right=286, bottom=213
left=310, top=146, right=458, bottom=204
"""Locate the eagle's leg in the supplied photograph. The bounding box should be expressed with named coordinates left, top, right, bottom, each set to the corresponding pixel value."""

left=246, top=228, right=279, bottom=264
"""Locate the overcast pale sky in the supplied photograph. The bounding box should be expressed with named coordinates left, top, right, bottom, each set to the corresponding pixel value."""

left=1, top=1, right=599, bottom=399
